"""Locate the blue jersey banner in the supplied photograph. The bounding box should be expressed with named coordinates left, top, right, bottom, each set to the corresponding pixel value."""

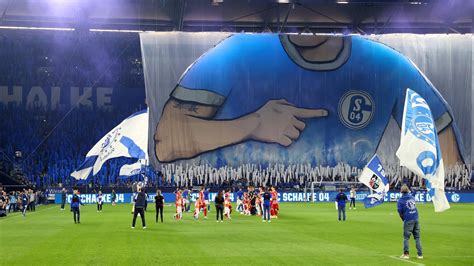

left=141, top=33, right=465, bottom=173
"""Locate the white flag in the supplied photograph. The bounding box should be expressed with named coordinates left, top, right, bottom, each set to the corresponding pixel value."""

left=71, top=109, right=149, bottom=180
left=396, top=89, right=449, bottom=212
left=119, top=161, right=144, bottom=177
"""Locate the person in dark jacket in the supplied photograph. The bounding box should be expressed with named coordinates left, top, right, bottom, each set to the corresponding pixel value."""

left=397, top=185, right=423, bottom=260
left=132, top=187, right=147, bottom=229
left=111, top=189, right=117, bottom=206
left=143, top=188, right=148, bottom=211
left=21, top=191, right=29, bottom=217
left=71, top=189, right=84, bottom=224
left=215, top=190, right=225, bottom=222
left=60, top=188, right=67, bottom=210
left=155, top=190, right=164, bottom=223
left=0, top=192, right=7, bottom=217
left=335, top=189, right=348, bottom=221
left=262, top=187, right=272, bottom=222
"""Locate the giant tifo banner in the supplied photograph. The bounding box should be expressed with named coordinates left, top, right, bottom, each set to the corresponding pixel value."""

left=141, top=33, right=472, bottom=170
left=55, top=191, right=474, bottom=204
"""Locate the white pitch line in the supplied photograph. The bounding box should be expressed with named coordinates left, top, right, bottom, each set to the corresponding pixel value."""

left=430, top=256, right=474, bottom=258
left=388, top=256, right=425, bottom=266
left=0, top=205, right=57, bottom=221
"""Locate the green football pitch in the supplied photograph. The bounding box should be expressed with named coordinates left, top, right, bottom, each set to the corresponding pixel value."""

left=1, top=202, right=473, bottom=265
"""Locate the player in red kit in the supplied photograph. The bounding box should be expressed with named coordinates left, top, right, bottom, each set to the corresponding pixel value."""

left=243, top=192, right=251, bottom=216
left=193, top=199, right=201, bottom=219
left=174, top=189, right=183, bottom=220
left=194, top=198, right=207, bottom=219
left=224, top=192, right=232, bottom=219
left=271, top=186, right=279, bottom=219
left=199, top=187, right=208, bottom=219
left=194, top=187, right=208, bottom=219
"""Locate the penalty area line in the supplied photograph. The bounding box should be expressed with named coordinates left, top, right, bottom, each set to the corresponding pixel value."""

left=388, top=256, right=425, bottom=266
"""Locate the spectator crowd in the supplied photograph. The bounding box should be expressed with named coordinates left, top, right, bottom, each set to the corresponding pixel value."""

left=0, top=186, right=48, bottom=217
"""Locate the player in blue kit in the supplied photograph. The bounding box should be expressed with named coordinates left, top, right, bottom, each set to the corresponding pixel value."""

left=154, top=34, right=463, bottom=168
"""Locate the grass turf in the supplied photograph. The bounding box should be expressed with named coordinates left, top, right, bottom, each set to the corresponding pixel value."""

left=1, top=202, right=473, bottom=265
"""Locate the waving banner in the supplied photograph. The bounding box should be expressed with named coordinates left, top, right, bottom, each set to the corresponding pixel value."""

left=71, top=109, right=149, bottom=180
left=396, top=89, right=449, bottom=212
left=119, top=161, right=143, bottom=178
left=358, top=154, right=389, bottom=208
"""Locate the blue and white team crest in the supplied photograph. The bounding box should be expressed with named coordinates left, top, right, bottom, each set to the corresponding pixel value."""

left=358, top=154, right=389, bottom=208
left=338, top=90, right=375, bottom=129
left=396, top=89, right=449, bottom=212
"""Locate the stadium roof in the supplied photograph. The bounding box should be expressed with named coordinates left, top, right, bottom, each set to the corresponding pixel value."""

left=0, top=0, right=471, bottom=34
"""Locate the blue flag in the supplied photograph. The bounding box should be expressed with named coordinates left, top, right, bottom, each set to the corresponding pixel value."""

left=363, top=193, right=385, bottom=208
left=358, top=154, right=389, bottom=208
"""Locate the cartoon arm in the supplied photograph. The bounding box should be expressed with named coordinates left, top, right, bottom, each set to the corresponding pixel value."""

left=154, top=98, right=327, bottom=162
left=438, top=125, right=463, bottom=167
left=391, top=45, right=466, bottom=169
